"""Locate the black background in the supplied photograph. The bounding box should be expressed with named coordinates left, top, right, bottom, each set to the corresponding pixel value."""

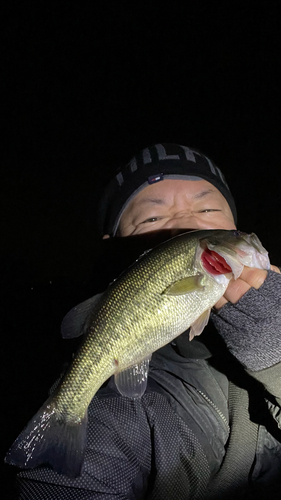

left=2, top=1, right=281, bottom=497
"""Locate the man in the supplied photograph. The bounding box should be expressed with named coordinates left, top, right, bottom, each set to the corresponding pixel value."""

left=16, top=144, right=281, bottom=499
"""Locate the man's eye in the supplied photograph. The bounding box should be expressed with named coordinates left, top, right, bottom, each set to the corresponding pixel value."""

left=142, top=217, right=160, bottom=223
left=199, top=209, right=221, bottom=213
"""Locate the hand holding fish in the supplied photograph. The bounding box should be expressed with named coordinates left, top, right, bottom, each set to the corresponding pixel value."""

left=215, top=264, right=281, bottom=309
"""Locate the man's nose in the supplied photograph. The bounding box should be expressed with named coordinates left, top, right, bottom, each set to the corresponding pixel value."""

left=163, top=214, right=202, bottom=230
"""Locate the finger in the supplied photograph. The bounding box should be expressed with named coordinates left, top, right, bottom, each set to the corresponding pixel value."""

left=236, top=266, right=268, bottom=290
left=214, top=295, right=228, bottom=310
left=214, top=277, right=251, bottom=309
left=221, top=268, right=267, bottom=305
left=222, top=277, right=252, bottom=304
left=271, top=264, right=281, bottom=274
left=214, top=265, right=280, bottom=311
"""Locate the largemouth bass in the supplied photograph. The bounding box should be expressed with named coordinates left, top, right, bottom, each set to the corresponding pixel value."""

left=5, top=229, right=270, bottom=477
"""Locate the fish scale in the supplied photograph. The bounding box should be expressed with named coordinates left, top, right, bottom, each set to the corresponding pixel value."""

left=4, top=229, right=270, bottom=477
left=54, top=233, right=227, bottom=416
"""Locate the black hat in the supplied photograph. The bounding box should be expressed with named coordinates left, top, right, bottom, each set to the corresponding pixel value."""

left=97, top=143, right=237, bottom=236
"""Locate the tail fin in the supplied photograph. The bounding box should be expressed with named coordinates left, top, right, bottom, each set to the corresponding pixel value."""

left=4, top=396, right=87, bottom=478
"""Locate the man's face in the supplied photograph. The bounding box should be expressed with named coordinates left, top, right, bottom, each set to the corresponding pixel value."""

left=117, top=179, right=236, bottom=237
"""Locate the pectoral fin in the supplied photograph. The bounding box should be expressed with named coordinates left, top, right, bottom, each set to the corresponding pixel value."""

left=114, top=356, right=151, bottom=399
left=189, top=308, right=211, bottom=340
left=164, top=274, right=204, bottom=296
left=61, top=293, right=103, bottom=338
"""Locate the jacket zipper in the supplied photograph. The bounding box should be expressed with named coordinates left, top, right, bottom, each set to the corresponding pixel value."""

left=195, top=387, right=230, bottom=432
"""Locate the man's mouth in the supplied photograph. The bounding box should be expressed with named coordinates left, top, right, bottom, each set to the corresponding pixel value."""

left=201, top=248, right=232, bottom=275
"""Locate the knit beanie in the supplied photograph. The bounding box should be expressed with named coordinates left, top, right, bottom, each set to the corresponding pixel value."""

left=97, top=143, right=237, bottom=236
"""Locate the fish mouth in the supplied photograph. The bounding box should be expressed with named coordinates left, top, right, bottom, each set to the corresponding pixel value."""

left=201, top=248, right=232, bottom=275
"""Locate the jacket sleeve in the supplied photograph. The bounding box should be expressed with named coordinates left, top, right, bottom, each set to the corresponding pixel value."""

left=211, top=270, right=281, bottom=373
left=211, top=269, right=281, bottom=422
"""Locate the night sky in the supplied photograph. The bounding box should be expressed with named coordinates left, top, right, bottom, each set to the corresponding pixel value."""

left=2, top=2, right=281, bottom=496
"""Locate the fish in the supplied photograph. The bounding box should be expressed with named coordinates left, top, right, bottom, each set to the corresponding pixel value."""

left=4, top=229, right=270, bottom=478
